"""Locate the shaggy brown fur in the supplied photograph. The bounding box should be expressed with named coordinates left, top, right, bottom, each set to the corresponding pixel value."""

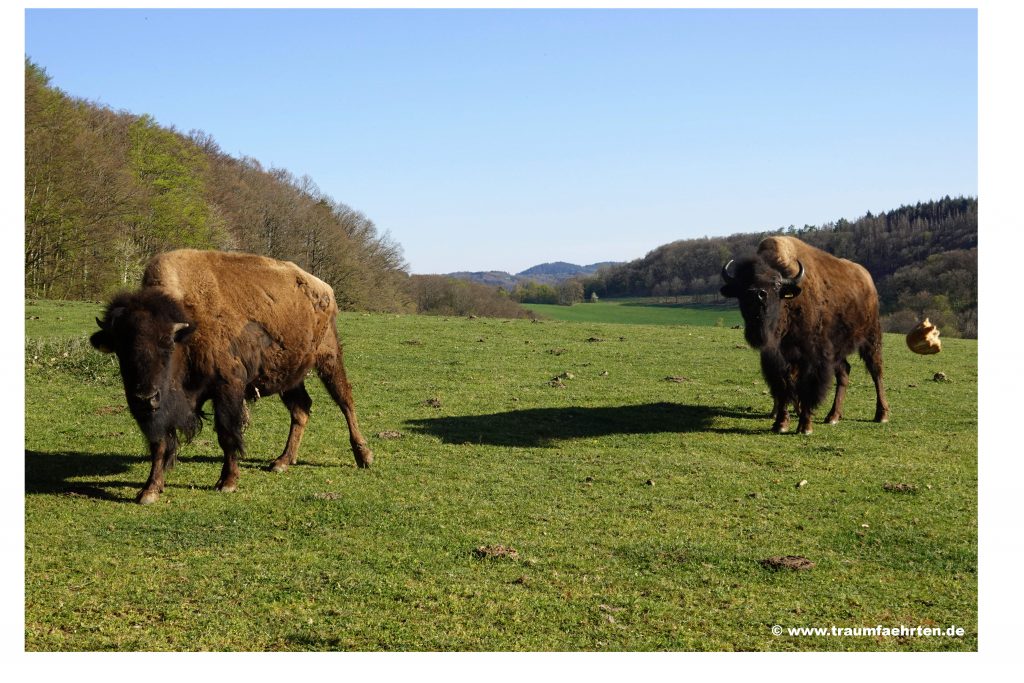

left=91, top=249, right=372, bottom=504
left=721, top=236, right=890, bottom=435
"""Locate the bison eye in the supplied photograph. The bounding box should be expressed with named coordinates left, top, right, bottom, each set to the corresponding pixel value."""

left=757, top=289, right=768, bottom=303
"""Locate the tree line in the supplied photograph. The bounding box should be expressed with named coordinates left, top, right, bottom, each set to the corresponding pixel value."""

left=25, top=60, right=411, bottom=312
left=579, top=196, right=977, bottom=337
left=25, top=59, right=977, bottom=333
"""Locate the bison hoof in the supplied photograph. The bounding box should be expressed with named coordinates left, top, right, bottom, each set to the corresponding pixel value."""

left=355, top=446, right=374, bottom=469
left=771, top=423, right=788, bottom=434
left=269, top=460, right=289, bottom=473
left=137, top=490, right=161, bottom=505
left=216, top=481, right=238, bottom=493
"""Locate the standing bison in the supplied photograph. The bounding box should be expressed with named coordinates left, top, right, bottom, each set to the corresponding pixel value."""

left=90, top=249, right=373, bottom=504
left=720, top=236, right=890, bottom=434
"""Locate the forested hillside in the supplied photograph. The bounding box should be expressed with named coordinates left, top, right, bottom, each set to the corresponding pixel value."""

left=24, top=59, right=977, bottom=332
left=25, top=60, right=411, bottom=311
left=583, top=197, right=977, bottom=337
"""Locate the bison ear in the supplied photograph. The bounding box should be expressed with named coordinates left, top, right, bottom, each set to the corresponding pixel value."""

left=90, top=329, right=114, bottom=354
left=779, top=283, right=802, bottom=299
left=171, top=322, right=195, bottom=344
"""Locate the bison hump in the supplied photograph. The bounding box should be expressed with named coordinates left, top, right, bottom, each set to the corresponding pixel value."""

left=757, top=236, right=803, bottom=278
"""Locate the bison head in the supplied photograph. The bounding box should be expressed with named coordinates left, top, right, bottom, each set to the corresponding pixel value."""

left=720, top=257, right=804, bottom=348
left=91, top=290, right=198, bottom=441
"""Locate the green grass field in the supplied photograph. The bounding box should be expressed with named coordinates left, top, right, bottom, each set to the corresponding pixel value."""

left=24, top=300, right=977, bottom=651
left=523, top=299, right=743, bottom=327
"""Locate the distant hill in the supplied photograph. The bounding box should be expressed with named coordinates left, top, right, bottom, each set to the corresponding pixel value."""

left=445, top=270, right=521, bottom=289
left=448, top=261, right=621, bottom=288
left=517, top=261, right=619, bottom=279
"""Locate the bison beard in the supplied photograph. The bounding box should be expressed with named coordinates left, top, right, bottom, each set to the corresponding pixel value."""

left=91, top=249, right=373, bottom=504
left=721, top=236, right=890, bottom=435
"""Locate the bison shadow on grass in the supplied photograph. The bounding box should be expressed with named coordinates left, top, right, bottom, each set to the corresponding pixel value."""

left=24, top=449, right=326, bottom=502
left=25, top=449, right=141, bottom=501
left=406, top=402, right=761, bottom=447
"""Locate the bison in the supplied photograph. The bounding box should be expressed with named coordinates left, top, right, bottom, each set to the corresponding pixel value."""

left=720, top=236, right=890, bottom=434
left=90, top=249, right=373, bottom=504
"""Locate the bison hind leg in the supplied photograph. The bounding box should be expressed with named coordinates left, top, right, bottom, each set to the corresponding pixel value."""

left=824, top=359, right=852, bottom=425
left=858, top=335, right=890, bottom=423
left=315, top=333, right=373, bottom=468
left=271, top=383, right=313, bottom=473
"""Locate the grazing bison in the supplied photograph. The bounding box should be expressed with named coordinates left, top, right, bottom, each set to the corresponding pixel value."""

left=90, top=249, right=373, bottom=504
left=720, top=236, right=890, bottom=434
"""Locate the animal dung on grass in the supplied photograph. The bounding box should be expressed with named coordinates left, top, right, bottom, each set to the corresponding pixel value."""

left=906, top=318, right=942, bottom=355
left=760, top=556, right=815, bottom=571
left=474, top=544, right=520, bottom=561
left=883, top=482, right=918, bottom=494
left=549, top=371, right=574, bottom=387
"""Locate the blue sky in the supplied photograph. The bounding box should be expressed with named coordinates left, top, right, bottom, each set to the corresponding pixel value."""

left=24, top=7, right=977, bottom=274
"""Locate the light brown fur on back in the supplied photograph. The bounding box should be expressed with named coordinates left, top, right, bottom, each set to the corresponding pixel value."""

left=142, top=249, right=339, bottom=392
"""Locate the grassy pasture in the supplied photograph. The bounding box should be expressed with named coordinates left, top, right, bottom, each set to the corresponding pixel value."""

left=24, top=300, right=977, bottom=651
left=523, top=298, right=742, bottom=327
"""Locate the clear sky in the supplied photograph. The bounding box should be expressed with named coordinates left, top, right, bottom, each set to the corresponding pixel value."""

left=23, top=7, right=977, bottom=274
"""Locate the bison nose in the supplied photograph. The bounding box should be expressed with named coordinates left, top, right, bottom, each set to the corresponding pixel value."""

left=135, top=389, right=161, bottom=410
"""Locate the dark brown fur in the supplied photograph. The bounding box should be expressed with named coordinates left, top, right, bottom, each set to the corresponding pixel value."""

left=91, top=249, right=372, bottom=504
left=721, top=236, right=890, bottom=434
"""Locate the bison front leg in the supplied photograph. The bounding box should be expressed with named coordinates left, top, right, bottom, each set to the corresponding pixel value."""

left=213, top=388, right=247, bottom=493
left=770, top=396, right=791, bottom=433
left=796, top=409, right=815, bottom=435
left=137, top=438, right=173, bottom=505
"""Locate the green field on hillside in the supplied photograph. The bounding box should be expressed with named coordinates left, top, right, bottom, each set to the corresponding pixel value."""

left=25, top=300, right=977, bottom=651
left=523, top=299, right=742, bottom=327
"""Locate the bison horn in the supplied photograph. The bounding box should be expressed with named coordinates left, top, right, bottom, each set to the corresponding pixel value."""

left=98, top=306, right=126, bottom=330
left=781, top=260, right=804, bottom=286
left=721, top=260, right=736, bottom=284
left=171, top=322, right=190, bottom=335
